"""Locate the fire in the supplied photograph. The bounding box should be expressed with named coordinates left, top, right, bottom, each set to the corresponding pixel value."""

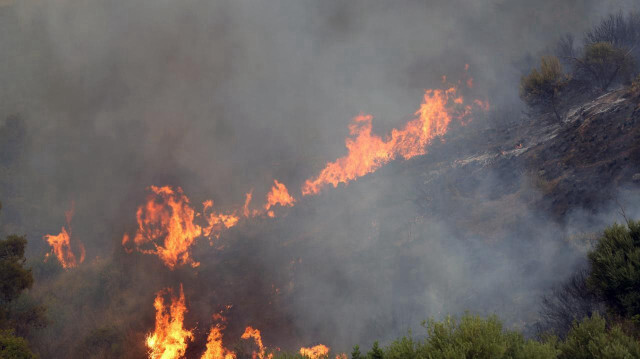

left=43, top=203, right=85, bottom=269
left=264, top=180, right=295, bottom=212
left=201, top=326, right=235, bottom=359
left=241, top=326, right=272, bottom=359
left=124, top=82, right=486, bottom=269
left=302, top=88, right=460, bottom=195
left=146, top=285, right=193, bottom=359
left=123, top=186, right=203, bottom=269
left=299, top=344, right=330, bottom=358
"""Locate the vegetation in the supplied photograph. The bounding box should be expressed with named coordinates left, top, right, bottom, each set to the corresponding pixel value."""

left=0, top=201, right=42, bottom=358
left=588, top=220, right=640, bottom=319
left=520, top=56, right=569, bottom=121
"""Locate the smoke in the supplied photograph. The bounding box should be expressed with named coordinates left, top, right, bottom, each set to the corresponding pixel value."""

left=1, top=0, right=640, bottom=356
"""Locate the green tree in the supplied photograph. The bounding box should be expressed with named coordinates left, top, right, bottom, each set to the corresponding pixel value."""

left=351, top=345, right=362, bottom=359
left=587, top=220, right=640, bottom=319
left=520, top=56, right=569, bottom=121
left=0, top=235, right=33, bottom=309
left=0, top=330, right=37, bottom=359
left=559, top=313, right=640, bottom=359
left=573, top=42, right=635, bottom=91
left=367, top=341, right=384, bottom=359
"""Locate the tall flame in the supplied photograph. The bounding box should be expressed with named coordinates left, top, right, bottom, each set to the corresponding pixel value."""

left=146, top=285, right=194, bottom=359
left=201, top=326, right=236, bottom=359
left=302, top=88, right=458, bottom=196
left=44, top=203, right=85, bottom=269
left=299, top=344, right=330, bottom=359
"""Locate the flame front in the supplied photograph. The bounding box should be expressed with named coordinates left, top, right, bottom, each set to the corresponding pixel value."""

left=299, top=344, right=330, bottom=359
left=264, top=180, right=296, bottom=217
left=146, top=285, right=193, bottom=359
left=302, top=88, right=459, bottom=196
left=44, top=204, right=85, bottom=269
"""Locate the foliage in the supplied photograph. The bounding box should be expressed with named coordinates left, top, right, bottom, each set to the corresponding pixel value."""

left=584, top=12, right=640, bottom=65
left=0, top=235, right=33, bottom=307
left=588, top=220, right=640, bottom=318
left=559, top=313, right=640, bottom=359
left=351, top=344, right=362, bottom=359
left=574, top=42, right=635, bottom=91
left=537, top=268, right=606, bottom=338
left=520, top=56, right=569, bottom=121
left=0, top=330, right=37, bottom=359
left=367, top=341, right=384, bottom=359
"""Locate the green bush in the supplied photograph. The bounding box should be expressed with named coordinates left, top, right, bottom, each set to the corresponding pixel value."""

left=520, top=56, right=569, bottom=121
left=559, top=313, right=640, bottom=359
left=588, top=220, right=640, bottom=318
left=577, top=42, right=635, bottom=91
left=0, top=330, right=37, bottom=359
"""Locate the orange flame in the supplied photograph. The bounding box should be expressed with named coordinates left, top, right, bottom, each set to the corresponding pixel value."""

left=123, top=186, right=203, bottom=269
left=241, top=326, right=272, bottom=359
left=146, top=285, right=193, bottom=359
left=302, top=88, right=459, bottom=195
left=299, top=344, right=330, bottom=359
left=43, top=203, right=85, bottom=269
left=201, top=326, right=236, bottom=359
left=264, top=180, right=295, bottom=212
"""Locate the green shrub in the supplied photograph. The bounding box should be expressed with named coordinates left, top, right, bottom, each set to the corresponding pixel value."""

left=559, top=313, right=640, bottom=359
left=0, top=330, right=37, bottom=359
left=520, top=56, right=569, bottom=121
left=577, top=42, right=635, bottom=91
left=588, top=220, right=640, bottom=318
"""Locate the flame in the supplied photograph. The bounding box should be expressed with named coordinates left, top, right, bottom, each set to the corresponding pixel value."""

left=43, top=203, right=85, bottom=269
left=146, top=285, right=193, bottom=359
left=123, top=186, right=203, bottom=269
left=201, top=326, right=236, bottom=359
left=125, top=82, right=485, bottom=269
left=302, top=88, right=459, bottom=195
left=241, top=326, right=272, bottom=359
left=299, top=345, right=330, bottom=359
left=264, top=180, right=295, bottom=212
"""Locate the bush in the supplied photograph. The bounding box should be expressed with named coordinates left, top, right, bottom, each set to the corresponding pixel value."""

left=536, top=268, right=606, bottom=338
left=559, top=313, right=640, bottom=359
left=520, top=56, right=569, bottom=121
left=584, top=12, right=640, bottom=65
left=0, top=330, right=37, bottom=359
left=588, top=220, right=640, bottom=319
left=575, top=42, right=635, bottom=91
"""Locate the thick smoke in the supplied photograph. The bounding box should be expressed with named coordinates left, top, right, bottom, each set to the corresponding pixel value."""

left=1, top=0, right=640, bottom=356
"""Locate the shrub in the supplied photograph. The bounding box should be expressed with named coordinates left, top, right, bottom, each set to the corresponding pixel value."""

left=584, top=12, right=640, bottom=64
left=559, top=313, right=640, bottom=359
left=575, top=42, right=635, bottom=91
left=0, top=330, right=37, bottom=359
left=520, top=56, right=569, bottom=121
left=587, top=220, right=640, bottom=318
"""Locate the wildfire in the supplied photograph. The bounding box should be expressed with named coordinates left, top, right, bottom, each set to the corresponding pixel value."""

left=201, top=326, right=235, bottom=359
left=124, top=81, right=487, bottom=269
left=302, top=88, right=461, bottom=195
left=44, top=203, right=85, bottom=269
left=241, top=326, right=272, bottom=359
left=146, top=285, right=193, bottom=359
left=299, top=344, right=330, bottom=359
left=122, top=186, right=203, bottom=269
left=264, top=180, right=295, bottom=217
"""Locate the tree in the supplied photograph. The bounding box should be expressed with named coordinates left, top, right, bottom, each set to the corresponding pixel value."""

left=0, top=330, right=37, bottom=359
left=366, top=341, right=383, bottom=359
left=537, top=267, right=606, bottom=338
left=0, top=235, right=33, bottom=306
left=520, top=56, right=569, bottom=121
left=572, top=42, right=635, bottom=91
left=559, top=313, right=640, bottom=359
left=351, top=345, right=362, bottom=359
left=587, top=220, right=640, bottom=319
left=584, top=11, right=640, bottom=67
